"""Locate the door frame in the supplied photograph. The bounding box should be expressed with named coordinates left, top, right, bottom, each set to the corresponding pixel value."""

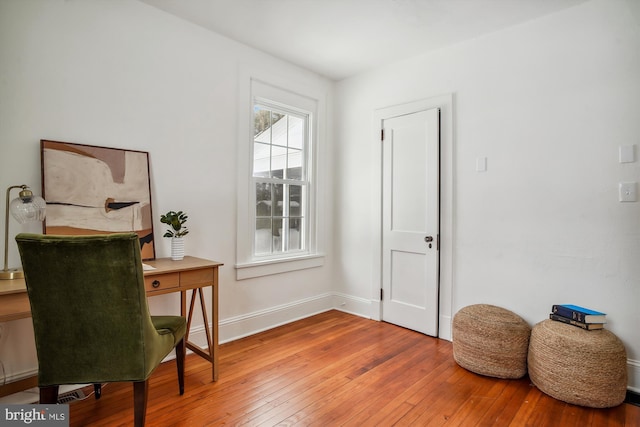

left=371, top=94, right=454, bottom=340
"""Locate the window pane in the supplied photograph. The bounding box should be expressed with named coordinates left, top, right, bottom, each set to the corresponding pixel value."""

left=256, top=183, right=272, bottom=217
left=254, top=106, right=272, bottom=140
left=289, top=184, right=302, bottom=216
left=273, top=184, right=283, bottom=217
left=272, top=218, right=283, bottom=253
left=271, top=145, right=286, bottom=178
left=255, top=218, right=272, bottom=255
left=288, top=218, right=302, bottom=250
left=287, top=148, right=303, bottom=180
left=288, top=115, right=304, bottom=150
left=269, top=114, right=286, bottom=148
left=253, top=142, right=271, bottom=177
left=272, top=111, right=285, bottom=129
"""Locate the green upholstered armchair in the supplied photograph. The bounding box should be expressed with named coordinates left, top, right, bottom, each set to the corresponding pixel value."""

left=16, top=233, right=186, bottom=427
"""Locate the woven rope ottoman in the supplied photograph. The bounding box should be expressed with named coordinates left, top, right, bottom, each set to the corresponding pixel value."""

left=452, top=304, right=531, bottom=379
left=528, top=319, right=627, bottom=408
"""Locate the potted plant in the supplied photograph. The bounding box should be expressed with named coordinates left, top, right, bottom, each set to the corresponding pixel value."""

left=160, top=210, right=189, bottom=260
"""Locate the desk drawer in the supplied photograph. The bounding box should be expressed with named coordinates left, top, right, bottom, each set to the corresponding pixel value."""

left=180, top=268, right=214, bottom=287
left=145, top=273, right=179, bottom=292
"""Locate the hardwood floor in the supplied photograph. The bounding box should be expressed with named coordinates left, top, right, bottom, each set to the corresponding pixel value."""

left=67, top=310, right=639, bottom=426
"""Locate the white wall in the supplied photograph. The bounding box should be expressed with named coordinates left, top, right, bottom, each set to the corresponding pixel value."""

left=334, top=0, right=640, bottom=391
left=0, top=0, right=334, bottom=384
left=2, top=0, right=639, bottom=395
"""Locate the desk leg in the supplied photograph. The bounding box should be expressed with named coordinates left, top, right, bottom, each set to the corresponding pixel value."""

left=182, top=286, right=218, bottom=382
left=212, top=277, right=219, bottom=381
left=180, top=290, right=188, bottom=332
left=180, top=290, right=187, bottom=319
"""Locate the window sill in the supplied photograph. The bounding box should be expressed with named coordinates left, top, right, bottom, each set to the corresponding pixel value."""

left=235, top=253, right=325, bottom=280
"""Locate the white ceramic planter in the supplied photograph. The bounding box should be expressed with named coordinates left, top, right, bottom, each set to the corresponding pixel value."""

left=171, top=237, right=185, bottom=261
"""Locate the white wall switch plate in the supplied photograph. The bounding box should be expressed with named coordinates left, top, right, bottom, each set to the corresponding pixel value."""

left=476, top=157, right=487, bottom=172
left=619, top=182, right=637, bottom=202
left=619, top=145, right=635, bottom=163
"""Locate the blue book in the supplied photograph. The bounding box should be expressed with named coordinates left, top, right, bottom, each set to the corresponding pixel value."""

left=551, top=304, right=606, bottom=323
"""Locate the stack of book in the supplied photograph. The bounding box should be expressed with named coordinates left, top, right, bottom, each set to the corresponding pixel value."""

left=550, top=304, right=607, bottom=330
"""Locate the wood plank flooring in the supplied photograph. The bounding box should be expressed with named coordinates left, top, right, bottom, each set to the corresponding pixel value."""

left=66, top=310, right=640, bottom=426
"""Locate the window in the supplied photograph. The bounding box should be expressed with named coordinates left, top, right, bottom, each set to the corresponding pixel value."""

left=236, top=76, right=324, bottom=279
left=252, top=104, right=308, bottom=256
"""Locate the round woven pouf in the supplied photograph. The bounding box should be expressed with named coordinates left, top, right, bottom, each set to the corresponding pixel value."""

left=452, top=304, right=531, bottom=379
left=528, top=319, right=627, bottom=408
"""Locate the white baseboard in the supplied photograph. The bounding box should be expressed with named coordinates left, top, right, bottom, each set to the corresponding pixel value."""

left=331, top=292, right=373, bottom=319
left=628, top=359, right=640, bottom=393
left=439, top=314, right=452, bottom=341
left=0, top=369, right=38, bottom=389
left=217, top=293, right=334, bottom=344
left=184, top=292, right=372, bottom=347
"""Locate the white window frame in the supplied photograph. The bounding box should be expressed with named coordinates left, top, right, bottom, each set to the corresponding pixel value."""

left=252, top=101, right=309, bottom=256
left=236, top=72, right=325, bottom=280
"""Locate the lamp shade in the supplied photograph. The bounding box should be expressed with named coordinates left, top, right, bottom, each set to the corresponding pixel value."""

left=10, top=193, right=46, bottom=223
left=3, top=184, right=46, bottom=280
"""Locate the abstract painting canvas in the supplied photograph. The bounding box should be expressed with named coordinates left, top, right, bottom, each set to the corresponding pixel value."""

left=41, top=140, right=156, bottom=260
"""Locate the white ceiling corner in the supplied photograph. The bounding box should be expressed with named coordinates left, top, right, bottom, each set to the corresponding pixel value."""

left=138, top=0, right=589, bottom=81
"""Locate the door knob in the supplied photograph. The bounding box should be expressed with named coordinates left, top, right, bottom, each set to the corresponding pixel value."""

left=424, top=236, right=433, bottom=242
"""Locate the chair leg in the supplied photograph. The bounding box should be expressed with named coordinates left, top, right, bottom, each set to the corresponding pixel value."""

left=40, top=385, right=59, bottom=404
left=176, top=338, right=185, bottom=395
left=94, top=383, right=102, bottom=399
left=133, top=380, right=149, bottom=427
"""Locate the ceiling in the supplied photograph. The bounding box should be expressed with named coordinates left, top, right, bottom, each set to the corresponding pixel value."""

left=139, top=0, right=588, bottom=81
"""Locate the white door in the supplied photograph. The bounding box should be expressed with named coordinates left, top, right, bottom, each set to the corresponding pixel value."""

left=381, top=108, right=440, bottom=336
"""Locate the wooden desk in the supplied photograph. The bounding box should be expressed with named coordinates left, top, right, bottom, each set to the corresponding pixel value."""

left=143, top=256, right=222, bottom=382
left=0, top=256, right=222, bottom=396
left=0, top=279, right=32, bottom=323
